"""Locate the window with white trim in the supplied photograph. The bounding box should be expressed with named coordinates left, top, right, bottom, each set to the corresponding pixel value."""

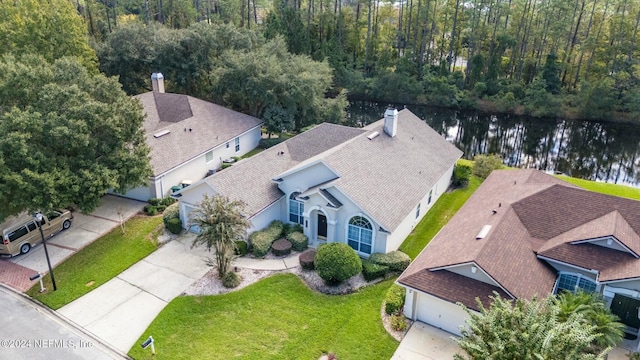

left=205, top=151, right=213, bottom=163
left=415, top=203, right=421, bottom=219
left=347, top=216, right=373, bottom=254
left=289, top=193, right=304, bottom=225
left=235, top=137, right=240, bottom=152
left=555, top=272, right=597, bottom=294
left=428, top=189, right=433, bottom=204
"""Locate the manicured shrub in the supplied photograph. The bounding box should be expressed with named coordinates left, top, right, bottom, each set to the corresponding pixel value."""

left=165, top=217, right=183, bottom=234
left=362, top=259, right=389, bottom=281
left=221, top=163, right=233, bottom=170
left=144, top=205, right=158, bottom=216
left=160, top=196, right=176, bottom=206
left=222, top=271, right=242, bottom=288
left=299, top=249, right=316, bottom=270
left=472, top=154, right=504, bottom=179
left=385, top=284, right=406, bottom=315
left=155, top=204, right=167, bottom=213
left=148, top=198, right=161, bottom=206
left=234, top=241, right=248, bottom=256
left=162, top=202, right=179, bottom=223
left=259, top=137, right=286, bottom=149
left=369, top=251, right=411, bottom=272
left=265, top=220, right=284, bottom=239
left=287, top=223, right=303, bottom=236
left=315, top=243, right=362, bottom=285
left=248, top=221, right=285, bottom=257
left=451, top=164, right=471, bottom=188
left=271, top=239, right=292, bottom=256
left=390, top=314, right=407, bottom=331
left=287, top=231, right=308, bottom=251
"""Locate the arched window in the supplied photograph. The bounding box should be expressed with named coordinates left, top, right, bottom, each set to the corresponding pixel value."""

left=289, top=193, right=304, bottom=225
left=347, top=216, right=373, bottom=254
left=555, top=272, right=597, bottom=294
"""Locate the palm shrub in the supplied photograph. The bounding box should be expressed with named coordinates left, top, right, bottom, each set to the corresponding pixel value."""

left=451, top=164, right=471, bottom=188
left=314, top=243, right=362, bottom=285
left=222, top=271, right=242, bottom=288
left=287, top=231, right=308, bottom=251
left=190, top=195, right=250, bottom=278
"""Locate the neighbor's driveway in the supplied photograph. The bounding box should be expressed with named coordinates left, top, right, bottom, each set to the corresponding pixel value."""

left=57, top=234, right=210, bottom=353
left=0, top=195, right=145, bottom=292
left=391, top=321, right=462, bottom=360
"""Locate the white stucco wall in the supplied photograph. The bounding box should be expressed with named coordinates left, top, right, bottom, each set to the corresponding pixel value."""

left=248, top=197, right=286, bottom=233
left=444, top=263, right=499, bottom=286
left=384, top=163, right=455, bottom=252
left=277, top=162, right=338, bottom=195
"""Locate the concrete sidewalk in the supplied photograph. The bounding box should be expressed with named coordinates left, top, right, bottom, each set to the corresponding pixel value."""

left=232, top=254, right=300, bottom=270
left=57, top=235, right=210, bottom=353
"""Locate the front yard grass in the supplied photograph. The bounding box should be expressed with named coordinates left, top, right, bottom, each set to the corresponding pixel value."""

left=399, top=176, right=482, bottom=259
left=26, top=215, right=162, bottom=309
left=128, top=274, right=398, bottom=360
left=557, top=175, right=640, bottom=200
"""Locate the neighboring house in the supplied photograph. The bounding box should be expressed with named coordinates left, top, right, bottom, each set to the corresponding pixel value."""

left=398, top=168, right=640, bottom=350
left=177, top=108, right=463, bottom=256
left=120, top=73, right=263, bottom=201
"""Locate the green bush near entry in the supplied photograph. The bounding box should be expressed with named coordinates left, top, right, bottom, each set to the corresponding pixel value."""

left=362, top=259, right=389, bottom=281
left=315, top=243, right=362, bottom=285
left=368, top=251, right=411, bottom=272
left=287, top=231, right=308, bottom=251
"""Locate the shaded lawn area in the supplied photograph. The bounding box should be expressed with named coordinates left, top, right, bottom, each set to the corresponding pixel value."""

left=399, top=176, right=482, bottom=259
left=128, top=274, right=398, bottom=360
left=556, top=175, right=640, bottom=200
left=26, top=215, right=162, bottom=309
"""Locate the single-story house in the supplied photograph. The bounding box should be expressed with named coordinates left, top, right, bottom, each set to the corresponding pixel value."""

left=398, top=168, right=640, bottom=349
left=120, top=73, right=263, bottom=201
left=177, top=108, right=463, bottom=255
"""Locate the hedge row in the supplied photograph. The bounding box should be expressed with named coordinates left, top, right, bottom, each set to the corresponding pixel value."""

left=385, top=284, right=406, bottom=315
left=249, top=221, right=284, bottom=257
left=362, top=259, right=389, bottom=281
left=368, top=251, right=411, bottom=272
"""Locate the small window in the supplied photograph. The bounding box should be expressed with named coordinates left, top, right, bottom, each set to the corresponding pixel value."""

left=415, top=203, right=421, bottom=219
left=427, top=190, right=433, bottom=204
left=226, top=142, right=230, bottom=149
left=235, top=137, right=240, bottom=152
left=205, top=151, right=214, bottom=163
left=8, top=226, right=28, bottom=242
left=289, top=193, right=304, bottom=225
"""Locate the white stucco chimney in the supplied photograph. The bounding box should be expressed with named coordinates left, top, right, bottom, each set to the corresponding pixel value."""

left=151, top=72, right=165, bottom=93
left=383, top=107, right=398, bottom=137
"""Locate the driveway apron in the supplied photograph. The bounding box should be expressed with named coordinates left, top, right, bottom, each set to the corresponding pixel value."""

left=57, top=234, right=210, bottom=353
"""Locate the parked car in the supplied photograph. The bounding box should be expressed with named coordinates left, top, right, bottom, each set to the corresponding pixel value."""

left=0, top=210, right=73, bottom=256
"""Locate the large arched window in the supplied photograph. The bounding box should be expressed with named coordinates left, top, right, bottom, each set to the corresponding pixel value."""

left=289, top=192, right=304, bottom=225
left=347, top=216, right=373, bottom=254
left=555, top=272, right=597, bottom=294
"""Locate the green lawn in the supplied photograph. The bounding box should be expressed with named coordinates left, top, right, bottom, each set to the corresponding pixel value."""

left=27, top=215, right=162, bottom=309
left=556, top=175, right=640, bottom=201
left=399, top=176, right=482, bottom=259
left=128, top=274, right=398, bottom=360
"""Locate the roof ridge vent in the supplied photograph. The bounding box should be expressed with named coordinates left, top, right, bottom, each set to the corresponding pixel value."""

left=476, top=225, right=492, bottom=240
left=367, top=131, right=380, bottom=140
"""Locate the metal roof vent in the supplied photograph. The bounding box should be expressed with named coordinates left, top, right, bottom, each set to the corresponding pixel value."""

left=367, top=131, right=380, bottom=140
left=476, top=225, right=492, bottom=240
left=153, top=129, right=171, bottom=138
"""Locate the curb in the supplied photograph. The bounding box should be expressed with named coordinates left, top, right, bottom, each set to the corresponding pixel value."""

left=0, top=283, right=132, bottom=360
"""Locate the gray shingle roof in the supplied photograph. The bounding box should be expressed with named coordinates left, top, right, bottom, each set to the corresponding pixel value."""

left=399, top=169, right=640, bottom=305
left=135, top=92, right=263, bottom=176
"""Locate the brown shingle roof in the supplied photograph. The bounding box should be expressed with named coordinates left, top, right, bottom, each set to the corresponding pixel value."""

left=400, top=269, right=511, bottom=311
left=135, top=92, right=263, bottom=176
left=399, top=169, right=640, bottom=306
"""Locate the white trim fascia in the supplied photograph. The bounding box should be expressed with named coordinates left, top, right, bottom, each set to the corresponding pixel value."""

left=571, top=236, right=639, bottom=258
left=155, top=123, right=262, bottom=178
left=599, top=277, right=640, bottom=285
left=175, top=179, right=217, bottom=196
left=328, top=185, right=390, bottom=233
left=428, top=262, right=516, bottom=299
left=602, top=285, right=640, bottom=299
left=395, top=283, right=480, bottom=316
left=271, top=159, right=340, bottom=183
left=537, top=255, right=600, bottom=277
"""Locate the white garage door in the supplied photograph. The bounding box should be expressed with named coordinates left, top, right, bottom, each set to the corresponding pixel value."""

left=415, top=293, right=469, bottom=336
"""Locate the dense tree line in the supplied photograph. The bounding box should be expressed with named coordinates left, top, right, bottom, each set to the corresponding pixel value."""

left=80, top=0, right=640, bottom=121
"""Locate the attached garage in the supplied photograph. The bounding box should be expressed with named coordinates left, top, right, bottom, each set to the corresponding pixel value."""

left=412, top=291, right=470, bottom=336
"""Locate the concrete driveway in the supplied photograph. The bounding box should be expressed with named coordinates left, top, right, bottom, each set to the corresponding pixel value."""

left=391, top=321, right=462, bottom=360
left=0, top=195, right=145, bottom=292
left=57, top=234, right=210, bottom=353
left=0, top=284, right=127, bottom=360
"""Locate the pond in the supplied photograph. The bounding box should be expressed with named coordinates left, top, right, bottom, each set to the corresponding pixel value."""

left=347, top=101, right=640, bottom=187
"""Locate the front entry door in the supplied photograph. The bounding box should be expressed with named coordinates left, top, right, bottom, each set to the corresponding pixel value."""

left=610, top=294, right=640, bottom=331
left=317, top=213, right=327, bottom=238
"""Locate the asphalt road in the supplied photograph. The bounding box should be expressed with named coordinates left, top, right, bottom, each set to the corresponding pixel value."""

left=0, top=285, right=128, bottom=360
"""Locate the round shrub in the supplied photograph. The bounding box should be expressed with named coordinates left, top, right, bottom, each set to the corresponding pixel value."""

left=385, top=284, right=406, bottom=315
left=369, top=251, right=411, bottom=272
left=222, top=271, right=242, bottom=288
left=249, top=231, right=273, bottom=258
left=299, top=249, right=316, bottom=270
left=362, top=259, right=389, bottom=281
left=165, top=217, right=183, bottom=234
left=271, top=239, right=292, bottom=256
left=234, top=241, right=248, bottom=256
left=314, top=243, right=362, bottom=285
left=265, top=220, right=284, bottom=239
left=162, top=202, right=179, bottom=223
left=287, top=231, right=308, bottom=251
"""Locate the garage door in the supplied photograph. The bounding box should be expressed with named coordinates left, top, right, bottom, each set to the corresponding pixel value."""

left=415, top=292, right=469, bottom=336
left=182, top=204, right=201, bottom=234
